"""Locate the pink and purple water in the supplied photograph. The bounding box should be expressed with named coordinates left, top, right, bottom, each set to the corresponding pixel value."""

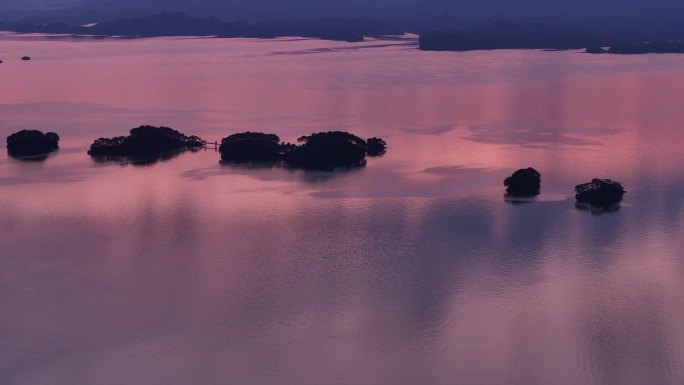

left=1, top=33, right=684, bottom=384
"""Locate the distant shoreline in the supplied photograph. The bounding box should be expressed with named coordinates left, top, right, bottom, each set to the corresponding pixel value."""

left=0, top=12, right=405, bottom=43
left=418, top=21, right=684, bottom=54
left=3, top=13, right=684, bottom=55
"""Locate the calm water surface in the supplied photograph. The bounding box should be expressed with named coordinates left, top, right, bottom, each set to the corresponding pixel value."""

left=1, top=33, right=684, bottom=385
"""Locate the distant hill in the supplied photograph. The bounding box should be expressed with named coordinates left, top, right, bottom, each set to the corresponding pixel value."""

left=4, top=0, right=684, bottom=48
left=4, top=0, right=684, bottom=30
left=418, top=19, right=684, bottom=52
left=419, top=20, right=608, bottom=51
left=4, top=11, right=684, bottom=53
left=0, top=12, right=405, bottom=42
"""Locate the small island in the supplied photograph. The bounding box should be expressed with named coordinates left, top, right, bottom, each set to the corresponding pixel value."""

left=219, top=132, right=283, bottom=163
left=366, top=137, right=387, bottom=156
left=219, top=130, right=387, bottom=171
left=87, top=125, right=204, bottom=162
left=285, top=131, right=369, bottom=170
left=575, top=178, right=626, bottom=207
left=6, top=130, right=60, bottom=159
left=504, top=167, right=541, bottom=197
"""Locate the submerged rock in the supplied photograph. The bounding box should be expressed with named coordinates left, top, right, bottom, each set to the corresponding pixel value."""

left=366, top=137, right=387, bottom=156
left=504, top=167, right=541, bottom=196
left=6, top=130, right=60, bottom=158
left=575, top=178, right=626, bottom=207
left=87, top=125, right=204, bottom=161
left=285, top=131, right=368, bottom=171
left=219, top=132, right=282, bottom=163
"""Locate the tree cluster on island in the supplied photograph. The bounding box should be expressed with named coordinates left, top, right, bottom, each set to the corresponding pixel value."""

left=503, top=167, right=626, bottom=213
left=504, top=167, right=541, bottom=197
left=219, top=130, right=386, bottom=171
left=6, top=126, right=387, bottom=170
left=574, top=178, right=626, bottom=206
left=83, top=126, right=388, bottom=169
left=87, top=125, right=204, bottom=164
left=6, top=129, right=59, bottom=159
left=5, top=128, right=625, bottom=212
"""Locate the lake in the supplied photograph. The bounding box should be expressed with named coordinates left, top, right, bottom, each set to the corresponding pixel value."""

left=1, top=33, right=684, bottom=385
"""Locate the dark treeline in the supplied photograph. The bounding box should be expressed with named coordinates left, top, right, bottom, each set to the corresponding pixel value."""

left=5, top=0, right=684, bottom=49
left=420, top=20, right=605, bottom=51
left=4, top=0, right=684, bottom=29
left=85, top=126, right=387, bottom=170
left=601, top=41, right=684, bottom=54
left=3, top=12, right=684, bottom=52
left=0, top=12, right=405, bottom=42
left=419, top=19, right=684, bottom=53
left=219, top=131, right=386, bottom=171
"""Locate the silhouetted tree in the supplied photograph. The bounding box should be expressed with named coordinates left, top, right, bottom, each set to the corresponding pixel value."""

left=217, top=130, right=387, bottom=170
left=219, top=132, right=282, bottom=163
left=366, top=137, right=387, bottom=156
left=87, top=125, right=204, bottom=163
left=6, top=129, right=60, bottom=158
left=285, top=131, right=368, bottom=170
left=575, top=178, right=625, bottom=207
left=504, top=167, right=541, bottom=196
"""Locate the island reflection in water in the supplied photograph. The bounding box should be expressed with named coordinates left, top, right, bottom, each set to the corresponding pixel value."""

left=1, top=34, right=684, bottom=385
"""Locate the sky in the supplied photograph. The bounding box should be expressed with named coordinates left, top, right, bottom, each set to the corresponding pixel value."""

left=0, top=0, right=80, bottom=10
left=2, top=0, right=684, bottom=26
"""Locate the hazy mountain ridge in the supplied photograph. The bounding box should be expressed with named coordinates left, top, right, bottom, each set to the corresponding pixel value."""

left=419, top=18, right=684, bottom=52
left=2, top=0, right=684, bottom=27
left=0, top=12, right=405, bottom=42
left=4, top=11, right=684, bottom=50
left=3, top=1, right=684, bottom=49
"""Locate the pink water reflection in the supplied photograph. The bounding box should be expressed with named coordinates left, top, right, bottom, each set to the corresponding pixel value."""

left=2, top=34, right=684, bottom=385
